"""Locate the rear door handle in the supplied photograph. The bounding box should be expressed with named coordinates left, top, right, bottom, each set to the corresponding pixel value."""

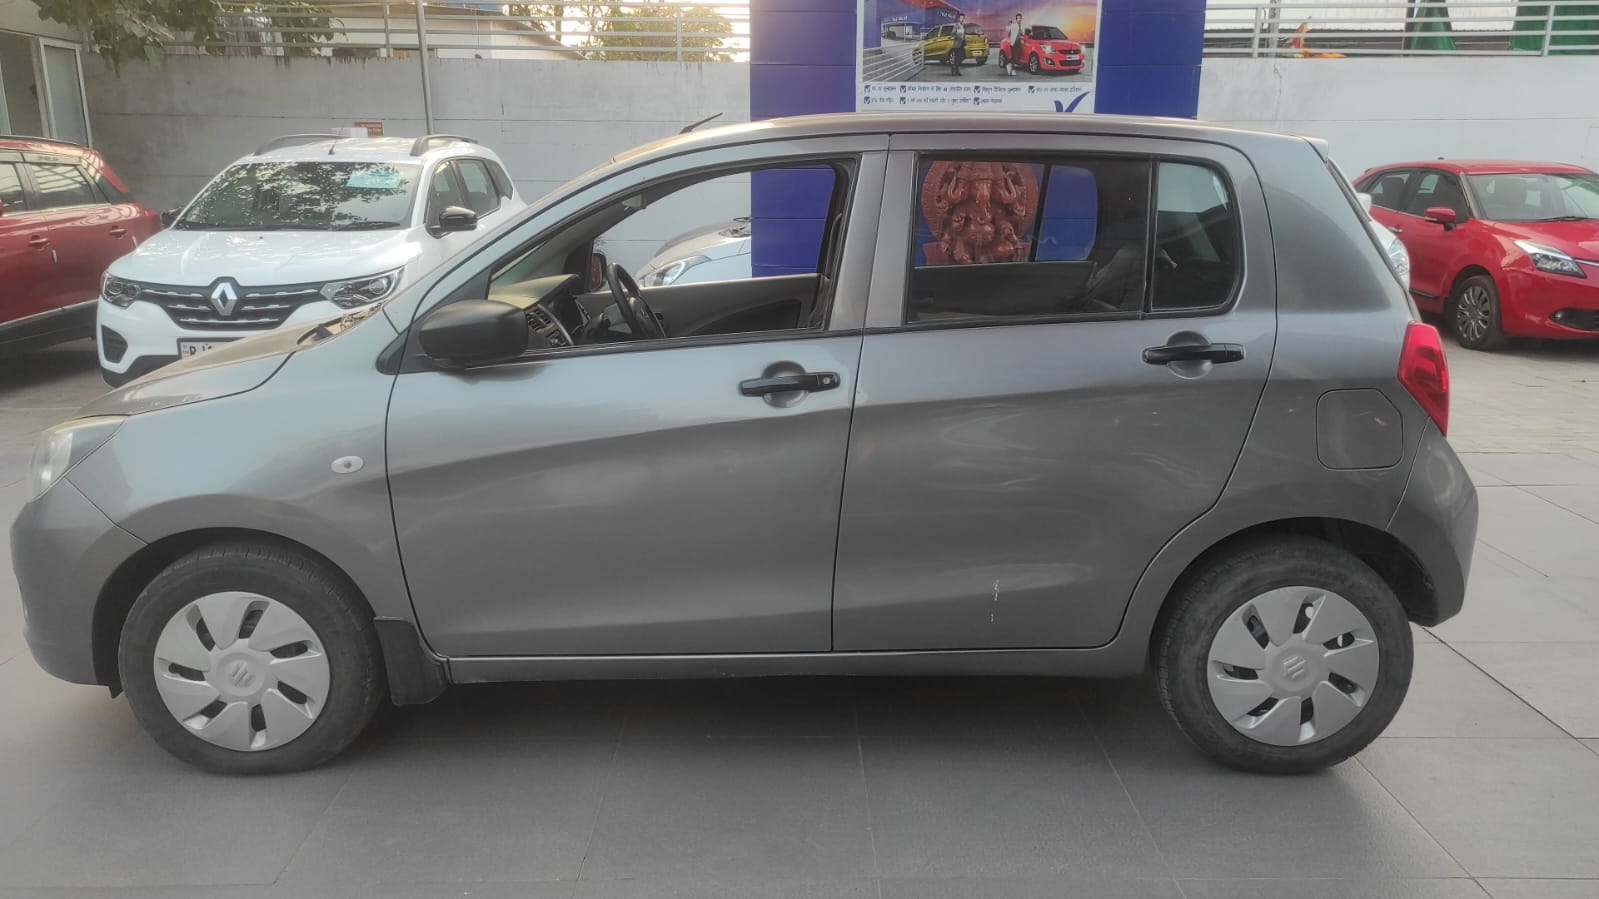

left=1388, top=225, right=1402, bottom=234
left=27, top=235, right=48, bottom=249
left=109, top=227, right=127, bottom=238
left=739, top=371, right=841, bottom=397
left=1142, top=343, right=1245, bottom=366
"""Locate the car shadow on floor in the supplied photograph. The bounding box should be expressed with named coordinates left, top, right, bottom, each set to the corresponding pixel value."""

left=0, top=341, right=100, bottom=399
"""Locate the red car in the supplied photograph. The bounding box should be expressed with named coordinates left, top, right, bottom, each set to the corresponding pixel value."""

left=998, top=25, right=1085, bottom=75
left=0, top=136, right=161, bottom=355
left=1357, top=160, right=1599, bottom=350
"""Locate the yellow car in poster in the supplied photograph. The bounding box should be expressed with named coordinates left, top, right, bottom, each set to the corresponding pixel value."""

left=921, top=23, right=990, bottom=66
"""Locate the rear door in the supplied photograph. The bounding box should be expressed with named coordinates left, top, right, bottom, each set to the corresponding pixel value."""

left=832, top=135, right=1276, bottom=651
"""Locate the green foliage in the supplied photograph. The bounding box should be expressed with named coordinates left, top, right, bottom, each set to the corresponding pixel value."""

left=507, top=0, right=734, bottom=61
left=31, top=0, right=334, bottom=66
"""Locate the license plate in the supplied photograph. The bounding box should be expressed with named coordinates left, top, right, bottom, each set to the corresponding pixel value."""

left=177, top=338, right=237, bottom=358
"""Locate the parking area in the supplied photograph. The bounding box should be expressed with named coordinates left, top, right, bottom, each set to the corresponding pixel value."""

left=0, top=338, right=1597, bottom=897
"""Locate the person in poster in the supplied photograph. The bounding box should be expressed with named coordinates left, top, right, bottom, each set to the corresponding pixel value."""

left=857, top=0, right=1099, bottom=112
left=949, top=13, right=968, bottom=75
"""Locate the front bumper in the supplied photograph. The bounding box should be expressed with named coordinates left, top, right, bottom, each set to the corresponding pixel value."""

left=1500, top=263, right=1599, bottom=339
left=1042, top=55, right=1084, bottom=71
left=96, top=296, right=353, bottom=378
left=11, top=477, right=146, bottom=685
left=1387, top=421, right=1478, bottom=625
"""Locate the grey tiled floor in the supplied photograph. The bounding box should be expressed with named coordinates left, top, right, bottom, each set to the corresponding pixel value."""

left=2, top=340, right=1598, bottom=897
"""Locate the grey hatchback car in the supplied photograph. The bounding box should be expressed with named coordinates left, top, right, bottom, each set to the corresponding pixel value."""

left=12, top=113, right=1476, bottom=775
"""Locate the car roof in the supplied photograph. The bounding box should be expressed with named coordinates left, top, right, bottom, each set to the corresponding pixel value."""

left=609, top=112, right=1309, bottom=170
left=1369, top=159, right=1594, bottom=176
left=240, top=135, right=504, bottom=166
left=0, top=135, right=99, bottom=160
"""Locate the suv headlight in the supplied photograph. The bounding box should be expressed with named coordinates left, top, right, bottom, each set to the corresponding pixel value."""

left=102, top=274, right=142, bottom=307
left=30, top=416, right=125, bottom=499
left=320, top=268, right=404, bottom=308
left=1514, top=240, right=1586, bottom=278
left=643, top=255, right=709, bottom=287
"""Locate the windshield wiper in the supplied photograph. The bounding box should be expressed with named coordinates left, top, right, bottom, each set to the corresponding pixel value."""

left=1529, top=215, right=1593, bottom=222
left=177, top=222, right=287, bottom=231
left=330, top=221, right=405, bottom=231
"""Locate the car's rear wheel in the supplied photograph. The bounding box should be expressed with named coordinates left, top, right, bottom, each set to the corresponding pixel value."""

left=1450, top=274, right=1509, bottom=351
left=1154, top=536, right=1413, bottom=774
left=1028, top=53, right=1042, bottom=75
left=118, top=541, right=385, bottom=774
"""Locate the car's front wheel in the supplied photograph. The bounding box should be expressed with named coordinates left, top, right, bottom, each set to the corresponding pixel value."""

left=1450, top=274, right=1509, bottom=351
left=1028, top=53, right=1042, bottom=75
left=1154, top=536, right=1413, bottom=774
left=118, top=541, right=385, bottom=774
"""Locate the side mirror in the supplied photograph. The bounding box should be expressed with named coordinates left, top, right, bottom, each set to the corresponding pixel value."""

left=429, top=205, right=478, bottom=237
left=1423, top=206, right=1458, bottom=228
left=160, top=208, right=179, bottom=228
left=417, top=299, right=528, bottom=368
left=587, top=251, right=609, bottom=292
left=1357, top=192, right=1374, bottom=213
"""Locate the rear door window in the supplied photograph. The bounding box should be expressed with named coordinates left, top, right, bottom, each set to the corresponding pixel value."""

left=1152, top=162, right=1241, bottom=311
left=28, top=162, right=100, bottom=209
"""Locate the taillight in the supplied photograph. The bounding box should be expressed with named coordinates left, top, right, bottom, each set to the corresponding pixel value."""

left=1398, top=321, right=1449, bottom=435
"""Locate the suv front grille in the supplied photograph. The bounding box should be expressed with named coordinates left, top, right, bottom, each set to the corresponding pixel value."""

left=137, top=282, right=325, bottom=331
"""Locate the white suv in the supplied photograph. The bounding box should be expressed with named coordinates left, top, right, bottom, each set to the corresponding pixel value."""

left=97, top=133, right=523, bottom=385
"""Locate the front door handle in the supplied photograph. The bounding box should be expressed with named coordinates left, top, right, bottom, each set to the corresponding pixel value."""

left=109, top=227, right=128, bottom=238
left=1142, top=343, right=1245, bottom=366
left=27, top=235, right=48, bottom=249
left=739, top=371, right=841, bottom=397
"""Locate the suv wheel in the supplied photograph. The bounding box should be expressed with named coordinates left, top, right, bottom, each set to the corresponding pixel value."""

left=118, top=542, right=385, bottom=774
left=1450, top=274, right=1508, bottom=351
left=1155, top=537, right=1413, bottom=774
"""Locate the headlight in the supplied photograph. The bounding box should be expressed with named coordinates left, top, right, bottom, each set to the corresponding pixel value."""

left=1386, top=234, right=1411, bottom=290
left=29, top=416, right=125, bottom=500
left=643, top=255, right=710, bottom=287
left=319, top=268, right=404, bottom=308
left=1514, top=240, right=1586, bottom=278
left=102, top=274, right=142, bottom=307
left=1041, top=44, right=1054, bottom=53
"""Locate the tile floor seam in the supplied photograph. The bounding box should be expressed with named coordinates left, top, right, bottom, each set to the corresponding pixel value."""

left=270, top=765, right=356, bottom=886
left=1524, top=490, right=1599, bottom=527
left=1088, top=716, right=1184, bottom=897
left=853, top=689, right=882, bottom=882
left=1430, top=639, right=1581, bottom=741
left=572, top=704, right=626, bottom=885
left=1351, top=753, right=1475, bottom=879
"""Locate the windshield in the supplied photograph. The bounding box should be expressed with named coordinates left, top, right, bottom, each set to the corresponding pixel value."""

left=965, top=25, right=984, bottom=34
left=1469, top=172, right=1599, bottom=222
left=179, top=161, right=421, bottom=231
left=1033, top=26, right=1067, bottom=40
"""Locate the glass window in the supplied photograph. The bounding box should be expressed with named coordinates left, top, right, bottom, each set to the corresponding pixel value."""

left=94, top=171, right=133, bottom=204
left=1362, top=170, right=1412, bottom=211
left=1152, top=162, right=1240, bottom=311
left=180, top=161, right=420, bottom=231
left=1468, top=171, right=1599, bottom=222
left=426, top=164, right=467, bottom=222
left=0, top=163, right=27, bottom=210
left=1404, top=171, right=1469, bottom=220
left=454, top=159, right=500, bottom=216
left=42, top=45, right=89, bottom=146
left=906, top=156, right=1149, bottom=323
left=29, top=162, right=98, bottom=209
left=485, top=160, right=514, bottom=199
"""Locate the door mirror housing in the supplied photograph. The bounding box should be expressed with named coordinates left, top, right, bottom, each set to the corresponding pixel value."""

left=587, top=251, right=609, bottom=292
left=160, top=208, right=179, bottom=228
left=430, top=205, right=478, bottom=237
left=418, top=299, right=528, bottom=368
left=1357, top=192, right=1374, bottom=213
left=1423, top=206, right=1458, bottom=228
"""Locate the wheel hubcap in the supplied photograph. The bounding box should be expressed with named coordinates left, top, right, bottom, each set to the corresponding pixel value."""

left=1457, top=286, right=1491, bottom=342
left=151, top=591, right=330, bottom=752
left=1205, top=586, right=1379, bottom=747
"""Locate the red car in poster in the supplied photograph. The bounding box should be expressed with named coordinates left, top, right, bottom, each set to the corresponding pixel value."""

left=999, top=25, right=1085, bottom=75
left=1, top=136, right=161, bottom=354
left=1357, top=160, right=1599, bottom=350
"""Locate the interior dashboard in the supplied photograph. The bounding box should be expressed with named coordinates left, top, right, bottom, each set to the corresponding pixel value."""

left=487, top=273, right=590, bottom=349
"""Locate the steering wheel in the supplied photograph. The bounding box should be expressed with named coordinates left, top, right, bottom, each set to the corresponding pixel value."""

left=604, top=263, right=667, bottom=341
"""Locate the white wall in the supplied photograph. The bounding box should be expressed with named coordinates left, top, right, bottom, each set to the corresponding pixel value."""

left=84, top=55, right=750, bottom=268
left=1200, top=57, right=1599, bottom=175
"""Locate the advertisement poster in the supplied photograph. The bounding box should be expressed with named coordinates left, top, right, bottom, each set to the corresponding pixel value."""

left=858, top=0, right=1100, bottom=112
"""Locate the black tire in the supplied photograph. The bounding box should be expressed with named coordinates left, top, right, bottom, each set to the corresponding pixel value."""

left=1154, top=536, right=1413, bottom=774
left=1448, top=273, right=1509, bottom=351
left=1028, top=53, right=1042, bottom=75
left=118, top=541, right=385, bottom=774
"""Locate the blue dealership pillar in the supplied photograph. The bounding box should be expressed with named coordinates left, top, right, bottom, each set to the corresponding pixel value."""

left=748, top=0, right=1206, bottom=274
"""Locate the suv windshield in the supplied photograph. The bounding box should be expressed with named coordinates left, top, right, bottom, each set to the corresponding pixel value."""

left=179, top=161, right=421, bottom=231
left=1469, top=171, right=1599, bottom=222
left=1032, top=26, right=1067, bottom=40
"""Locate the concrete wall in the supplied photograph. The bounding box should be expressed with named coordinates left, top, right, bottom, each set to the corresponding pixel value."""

left=1199, top=57, right=1599, bottom=174
left=85, top=55, right=749, bottom=268
left=0, top=1, right=78, bottom=41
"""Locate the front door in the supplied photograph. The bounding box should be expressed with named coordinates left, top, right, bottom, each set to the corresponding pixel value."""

left=1396, top=168, right=1472, bottom=304
left=387, top=143, right=884, bottom=658
left=833, top=138, right=1277, bottom=651
left=0, top=159, right=55, bottom=328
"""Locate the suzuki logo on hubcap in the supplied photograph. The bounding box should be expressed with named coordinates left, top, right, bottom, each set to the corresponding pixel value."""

left=225, top=660, right=256, bottom=690
left=1280, top=654, right=1311, bottom=683
left=209, top=280, right=241, bottom=316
